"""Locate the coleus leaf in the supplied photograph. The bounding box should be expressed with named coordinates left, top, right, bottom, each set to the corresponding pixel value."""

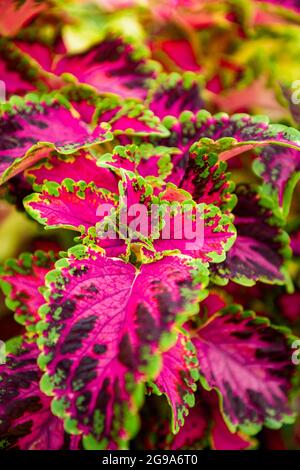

left=210, top=404, right=255, bottom=450
left=168, top=395, right=208, bottom=450
left=23, top=180, right=116, bottom=234
left=178, top=141, right=236, bottom=211
left=0, top=0, right=47, bottom=36
left=214, top=184, right=291, bottom=286
left=111, top=175, right=236, bottom=264
left=54, top=36, right=160, bottom=100
left=152, top=203, right=236, bottom=264
left=0, top=93, right=113, bottom=184
left=149, top=332, right=199, bottom=433
left=95, top=98, right=169, bottom=137
left=37, top=245, right=207, bottom=449
left=151, top=38, right=201, bottom=73
left=97, top=144, right=175, bottom=181
left=152, top=111, right=300, bottom=208
left=168, top=390, right=255, bottom=450
left=191, top=305, right=295, bottom=432
left=24, top=173, right=236, bottom=264
left=25, top=151, right=119, bottom=192
left=155, top=111, right=300, bottom=161
left=0, top=340, right=81, bottom=450
left=14, top=35, right=66, bottom=75
left=0, top=37, right=47, bottom=97
left=61, top=86, right=168, bottom=137
left=147, top=72, right=204, bottom=120
left=253, top=146, right=300, bottom=217
left=206, top=390, right=256, bottom=450
left=0, top=250, right=57, bottom=331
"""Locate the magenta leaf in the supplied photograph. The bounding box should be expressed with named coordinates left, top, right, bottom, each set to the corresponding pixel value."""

left=152, top=202, right=236, bottom=264
left=62, top=86, right=168, bottom=137
left=147, top=72, right=204, bottom=120
left=0, top=250, right=57, bottom=330
left=214, top=184, right=291, bottom=286
left=54, top=36, right=160, bottom=100
left=24, top=180, right=116, bottom=234
left=153, top=38, right=201, bottom=73
left=25, top=151, right=119, bottom=193
left=0, top=37, right=47, bottom=97
left=0, top=94, right=113, bottom=184
left=253, top=146, right=300, bottom=217
left=38, top=245, right=207, bottom=449
left=203, top=390, right=256, bottom=450
left=0, top=340, right=81, bottom=450
left=96, top=99, right=169, bottom=137
left=211, top=404, right=255, bottom=450
left=150, top=332, right=199, bottom=432
left=178, top=141, right=236, bottom=211
left=152, top=112, right=300, bottom=204
left=168, top=396, right=208, bottom=450
left=97, top=144, right=175, bottom=180
left=192, top=305, right=295, bottom=431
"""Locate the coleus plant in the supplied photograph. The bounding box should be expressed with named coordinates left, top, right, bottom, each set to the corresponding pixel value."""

left=0, top=0, right=300, bottom=452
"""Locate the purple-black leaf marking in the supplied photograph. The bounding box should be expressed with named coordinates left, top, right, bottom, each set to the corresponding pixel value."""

left=0, top=341, right=81, bottom=450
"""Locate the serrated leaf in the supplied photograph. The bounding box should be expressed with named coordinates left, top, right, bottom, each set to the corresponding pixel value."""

left=0, top=37, right=47, bottom=96
left=152, top=202, right=236, bottom=264
left=54, top=36, right=160, bottom=100
left=24, top=180, right=116, bottom=233
left=168, top=396, right=208, bottom=450
left=150, top=332, right=199, bottom=433
left=179, top=141, right=236, bottom=211
left=205, top=390, right=256, bottom=450
left=38, top=246, right=207, bottom=448
left=253, top=146, right=300, bottom=217
left=25, top=151, right=119, bottom=192
left=191, top=305, right=295, bottom=431
left=0, top=94, right=113, bottom=184
left=0, top=250, right=57, bottom=330
left=147, top=72, right=204, bottom=119
left=96, top=99, right=169, bottom=137
left=152, top=112, right=300, bottom=207
left=214, top=184, right=291, bottom=286
left=97, top=144, right=174, bottom=180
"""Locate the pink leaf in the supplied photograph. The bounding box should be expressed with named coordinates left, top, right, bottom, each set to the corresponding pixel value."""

left=192, top=305, right=294, bottom=430
left=24, top=180, right=116, bottom=233
left=25, top=151, right=119, bottom=193
left=0, top=94, right=113, bottom=184
left=54, top=36, right=159, bottom=100
left=0, top=250, right=57, bottom=330
left=38, top=245, right=206, bottom=448
left=0, top=341, right=81, bottom=450
left=214, top=184, right=291, bottom=285
left=151, top=332, right=199, bottom=432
